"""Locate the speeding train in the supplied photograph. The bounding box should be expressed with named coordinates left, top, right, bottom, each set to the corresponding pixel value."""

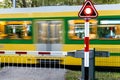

left=0, top=4, right=120, bottom=67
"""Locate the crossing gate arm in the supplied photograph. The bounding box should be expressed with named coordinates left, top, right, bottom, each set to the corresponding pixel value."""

left=0, top=50, right=67, bottom=64
left=0, top=50, right=67, bottom=56
left=67, top=50, right=110, bottom=58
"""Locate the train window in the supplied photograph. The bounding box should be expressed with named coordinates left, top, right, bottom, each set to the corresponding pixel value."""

left=99, top=20, right=120, bottom=39
left=68, top=19, right=97, bottom=40
left=0, top=21, right=32, bottom=40
left=0, top=21, right=7, bottom=39
left=36, top=20, right=63, bottom=43
left=98, top=25, right=120, bottom=39
left=100, top=20, right=120, bottom=24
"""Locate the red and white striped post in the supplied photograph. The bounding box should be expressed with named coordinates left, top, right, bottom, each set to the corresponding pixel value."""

left=78, top=0, right=98, bottom=80
left=84, top=18, right=90, bottom=80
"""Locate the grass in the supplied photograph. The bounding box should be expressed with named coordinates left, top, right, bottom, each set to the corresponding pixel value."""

left=65, top=70, right=81, bottom=80
left=65, top=70, right=120, bottom=80
left=96, top=71, right=120, bottom=80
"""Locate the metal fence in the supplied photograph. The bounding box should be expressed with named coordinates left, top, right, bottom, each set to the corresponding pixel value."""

left=0, top=51, right=66, bottom=80
left=94, top=48, right=120, bottom=80
left=0, top=49, right=120, bottom=80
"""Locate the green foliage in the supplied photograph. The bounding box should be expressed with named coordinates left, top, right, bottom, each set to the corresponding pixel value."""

left=0, top=0, right=120, bottom=8
left=92, top=0, right=120, bottom=4
left=0, top=0, right=12, bottom=8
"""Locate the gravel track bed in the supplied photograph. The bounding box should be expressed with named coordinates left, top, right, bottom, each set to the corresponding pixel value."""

left=0, top=67, right=66, bottom=80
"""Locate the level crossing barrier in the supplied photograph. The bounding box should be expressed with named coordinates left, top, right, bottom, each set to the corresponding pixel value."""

left=0, top=50, right=67, bottom=80
left=0, top=51, right=67, bottom=69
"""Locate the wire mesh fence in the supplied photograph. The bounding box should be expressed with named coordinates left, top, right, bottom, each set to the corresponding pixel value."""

left=94, top=48, right=120, bottom=80
left=0, top=49, right=120, bottom=80
left=0, top=51, right=66, bottom=80
left=0, top=54, right=66, bottom=69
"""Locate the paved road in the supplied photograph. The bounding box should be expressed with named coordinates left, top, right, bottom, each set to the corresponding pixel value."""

left=0, top=67, right=66, bottom=80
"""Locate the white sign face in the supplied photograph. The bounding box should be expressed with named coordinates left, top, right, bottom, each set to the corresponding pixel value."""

left=85, top=7, right=92, bottom=14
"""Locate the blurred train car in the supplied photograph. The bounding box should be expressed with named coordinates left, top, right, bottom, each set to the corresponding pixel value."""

left=0, top=4, right=120, bottom=67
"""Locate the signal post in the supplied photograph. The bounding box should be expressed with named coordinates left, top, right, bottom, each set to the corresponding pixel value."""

left=78, top=0, right=98, bottom=80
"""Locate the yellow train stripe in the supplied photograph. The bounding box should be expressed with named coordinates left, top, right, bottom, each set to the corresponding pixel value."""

left=63, top=44, right=120, bottom=53
left=0, top=55, right=37, bottom=64
left=0, top=44, right=36, bottom=50
left=96, top=56, right=120, bottom=67
left=0, top=10, right=120, bottom=18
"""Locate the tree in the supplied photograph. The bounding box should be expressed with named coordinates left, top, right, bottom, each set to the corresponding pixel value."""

left=0, top=0, right=120, bottom=8
left=2, top=0, right=12, bottom=8
left=92, top=0, right=119, bottom=4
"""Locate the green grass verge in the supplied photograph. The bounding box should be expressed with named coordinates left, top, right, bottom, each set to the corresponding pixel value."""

left=65, top=70, right=120, bottom=80
left=65, top=70, right=81, bottom=80
left=96, top=71, right=120, bottom=80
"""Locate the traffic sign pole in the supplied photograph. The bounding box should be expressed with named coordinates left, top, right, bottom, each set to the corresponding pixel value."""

left=13, top=0, right=16, bottom=8
left=78, top=0, right=98, bottom=80
left=84, top=18, right=90, bottom=80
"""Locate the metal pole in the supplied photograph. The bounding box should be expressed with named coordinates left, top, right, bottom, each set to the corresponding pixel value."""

left=84, top=1, right=89, bottom=79
left=13, top=0, right=16, bottom=8
left=42, top=0, right=44, bottom=6
left=84, top=18, right=89, bottom=80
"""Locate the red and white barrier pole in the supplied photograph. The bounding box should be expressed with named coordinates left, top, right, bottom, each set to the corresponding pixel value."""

left=78, top=0, right=98, bottom=79
left=84, top=18, right=89, bottom=80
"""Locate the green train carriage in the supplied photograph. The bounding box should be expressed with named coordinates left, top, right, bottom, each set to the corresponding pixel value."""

left=0, top=4, right=120, bottom=67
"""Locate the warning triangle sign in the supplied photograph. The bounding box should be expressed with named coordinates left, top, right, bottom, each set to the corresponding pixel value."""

left=78, top=0, right=98, bottom=18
